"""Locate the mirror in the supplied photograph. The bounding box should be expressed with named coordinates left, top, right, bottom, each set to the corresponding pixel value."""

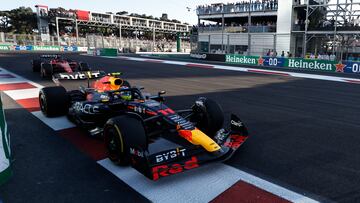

left=158, top=91, right=166, bottom=96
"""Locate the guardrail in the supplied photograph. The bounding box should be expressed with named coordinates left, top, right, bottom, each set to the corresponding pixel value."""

left=0, top=93, right=11, bottom=185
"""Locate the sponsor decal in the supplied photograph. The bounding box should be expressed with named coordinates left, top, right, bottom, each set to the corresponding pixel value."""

left=263, top=57, right=286, bottom=67
left=155, top=148, right=186, bottom=163
left=152, top=156, right=199, bottom=181
left=57, top=72, right=101, bottom=80
left=73, top=102, right=99, bottom=114
left=130, top=148, right=144, bottom=158
left=286, top=59, right=335, bottom=72
left=224, top=135, right=247, bottom=149
left=231, top=120, right=243, bottom=127
left=190, top=53, right=207, bottom=59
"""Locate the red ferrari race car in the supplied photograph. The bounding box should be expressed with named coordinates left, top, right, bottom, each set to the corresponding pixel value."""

left=31, top=54, right=91, bottom=78
left=39, top=72, right=249, bottom=180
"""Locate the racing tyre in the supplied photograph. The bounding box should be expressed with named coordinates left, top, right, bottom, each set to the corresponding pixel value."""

left=39, top=86, right=69, bottom=117
left=40, top=63, right=53, bottom=78
left=192, top=97, right=224, bottom=137
left=32, top=59, right=41, bottom=72
left=78, top=62, right=91, bottom=71
left=104, top=114, right=147, bottom=166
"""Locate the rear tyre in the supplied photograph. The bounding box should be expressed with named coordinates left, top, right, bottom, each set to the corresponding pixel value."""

left=104, top=115, right=147, bottom=166
left=32, top=60, right=41, bottom=72
left=191, top=97, right=224, bottom=137
left=39, top=86, right=69, bottom=117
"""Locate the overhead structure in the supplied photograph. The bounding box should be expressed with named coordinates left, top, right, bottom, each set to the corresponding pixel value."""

left=293, top=0, right=360, bottom=59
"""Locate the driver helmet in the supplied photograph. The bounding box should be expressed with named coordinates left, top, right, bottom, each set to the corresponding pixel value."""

left=120, top=86, right=132, bottom=101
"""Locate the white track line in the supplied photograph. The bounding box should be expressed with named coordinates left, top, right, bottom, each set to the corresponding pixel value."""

left=32, top=111, right=76, bottom=131
left=99, top=159, right=318, bottom=203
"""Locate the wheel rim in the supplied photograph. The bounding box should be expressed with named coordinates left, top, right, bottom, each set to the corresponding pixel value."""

left=105, top=126, right=123, bottom=160
left=39, top=93, right=47, bottom=114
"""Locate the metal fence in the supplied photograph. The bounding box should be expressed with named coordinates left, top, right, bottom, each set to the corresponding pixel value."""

left=0, top=32, right=191, bottom=52
left=192, top=33, right=289, bottom=57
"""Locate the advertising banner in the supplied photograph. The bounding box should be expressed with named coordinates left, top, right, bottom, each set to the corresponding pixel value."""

left=33, top=45, right=60, bottom=51
left=0, top=45, right=10, bottom=51
left=14, top=45, right=33, bottom=51
left=0, top=94, right=11, bottom=185
left=285, top=58, right=336, bottom=72
left=226, top=55, right=261, bottom=66
left=190, top=53, right=226, bottom=62
left=62, top=46, right=78, bottom=52
left=262, top=57, right=286, bottom=67
left=343, top=61, right=360, bottom=74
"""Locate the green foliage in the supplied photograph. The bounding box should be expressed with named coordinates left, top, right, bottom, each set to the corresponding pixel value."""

left=0, top=7, right=37, bottom=34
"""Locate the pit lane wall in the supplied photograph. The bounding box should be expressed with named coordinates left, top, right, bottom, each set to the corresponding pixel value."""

left=0, top=44, right=88, bottom=52
left=190, top=53, right=360, bottom=74
left=0, top=94, right=11, bottom=185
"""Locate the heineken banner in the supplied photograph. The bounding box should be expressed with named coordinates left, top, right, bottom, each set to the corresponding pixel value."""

left=226, top=55, right=259, bottom=66
left=225, top=54, right=359, bottom=74
left=33, top=45, right=60, bottom=51
left=0, top=45, right=10, bottom=51
left=0, top=94, right=11, bottom=185
left=0, top=45, right=83, bottom=52
left=285, top=58, right=336, bottom=72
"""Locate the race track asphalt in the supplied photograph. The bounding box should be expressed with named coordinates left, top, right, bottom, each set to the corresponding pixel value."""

left=1, top=52, right=360, bottom=202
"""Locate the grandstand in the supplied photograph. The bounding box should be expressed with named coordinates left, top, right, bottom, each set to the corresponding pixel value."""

left=192, top=0, right=360, bottom=60
left=33, top=5, right=192, bottom=52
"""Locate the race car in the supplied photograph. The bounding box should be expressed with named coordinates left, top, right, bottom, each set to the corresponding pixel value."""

left=31, top=54, right=91, bottom=78
left=39, top=73, right=249, bottom=180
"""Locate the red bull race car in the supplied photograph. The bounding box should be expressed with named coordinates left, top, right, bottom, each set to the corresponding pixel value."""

left=31, top=54, right=91, bottom=78
left=39, top=72, right=249, bottom=180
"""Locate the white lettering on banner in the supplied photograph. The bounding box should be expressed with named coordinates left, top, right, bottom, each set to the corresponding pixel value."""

left=353, top=63, right=359, bottom=73
left=226, top=55, right=256, bottom=64
left=288, top=59, right=333, bottom=71
left=190, top=54, right=207, bottom=59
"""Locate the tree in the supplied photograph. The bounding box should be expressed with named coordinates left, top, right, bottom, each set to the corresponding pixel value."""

left=8, top=7, right=37, bottom=34
left=0, top=7, right=37, bottom=34
left=0, top=11, right=11, bottom=32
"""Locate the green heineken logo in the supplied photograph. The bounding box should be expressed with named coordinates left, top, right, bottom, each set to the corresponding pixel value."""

left=287, top=59, right=335, bottom=71
left=226, top=55, right=258, bottom=65
left=0, top=45, right=9, bottom=51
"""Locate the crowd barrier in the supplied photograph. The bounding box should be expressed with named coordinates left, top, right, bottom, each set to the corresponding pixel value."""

left=0, top=94, right=11, bottom=185
left=95, top=48, right=118, bottom=57
left=0, top=44, right=88, bottom=52
left=190, top=53, right=360, bottom=74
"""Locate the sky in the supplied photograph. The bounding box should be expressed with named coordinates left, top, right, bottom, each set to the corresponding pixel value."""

left=1, top=0, right=239, bottom=25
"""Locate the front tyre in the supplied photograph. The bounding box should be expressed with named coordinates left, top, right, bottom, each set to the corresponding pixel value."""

left=39, top=86, right=69, bottom=117
left=191, top=97, right=224, bottom=137
left=104, top=115, right=147, bottom=166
